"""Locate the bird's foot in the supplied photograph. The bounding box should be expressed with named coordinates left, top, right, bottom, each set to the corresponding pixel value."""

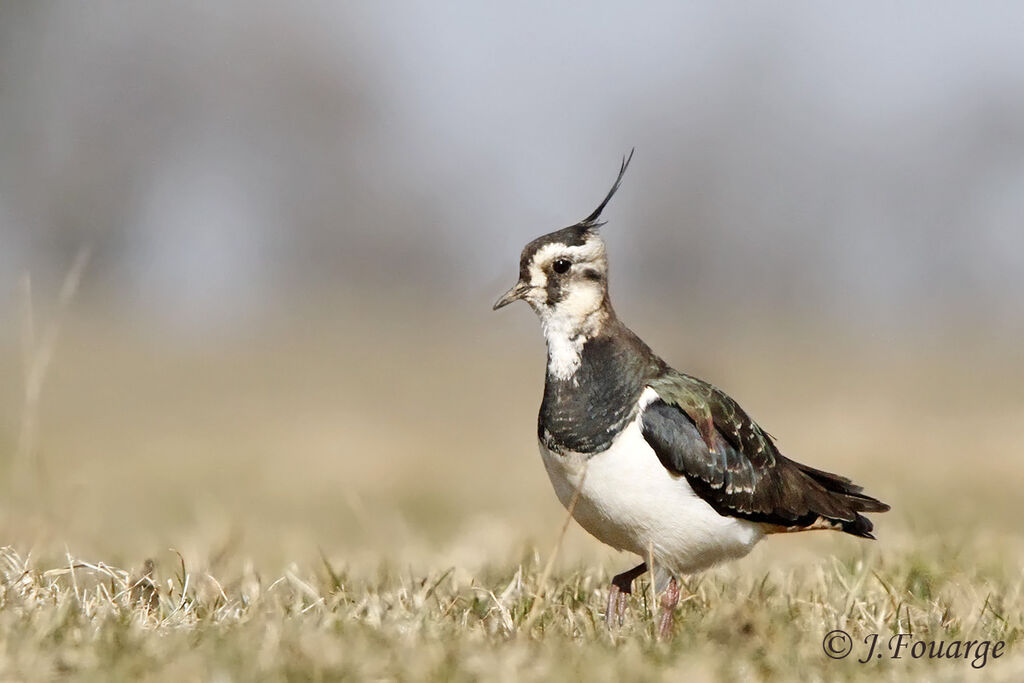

left=605, top=562, right=647, bottom=629
left=657, top=577, right=681, bottom=640
left=605, top=583, right=627, bottom=628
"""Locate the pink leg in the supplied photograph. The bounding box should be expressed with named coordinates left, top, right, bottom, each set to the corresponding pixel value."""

left=604, top=562, right=647, bottom=628
left=658, top=577, right=680, bottom=640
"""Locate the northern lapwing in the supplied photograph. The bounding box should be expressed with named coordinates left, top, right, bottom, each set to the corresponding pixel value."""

left=493, top=151, right=889, bottom=636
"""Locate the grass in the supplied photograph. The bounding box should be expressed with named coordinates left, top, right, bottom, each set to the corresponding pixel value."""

left=1, top=298, right=1022, bottom=680
left=1, top=536, right=1020, bottom=681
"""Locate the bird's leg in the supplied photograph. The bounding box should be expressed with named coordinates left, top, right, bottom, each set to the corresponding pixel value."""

left=605, top=584, right=620, bottom=629
left=605, top=562, right=647, bottom=628
left=657, top=577, right=681, bottom=640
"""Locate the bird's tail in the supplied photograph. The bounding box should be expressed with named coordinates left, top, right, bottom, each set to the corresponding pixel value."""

left=796, top=462, right=890, bottom=539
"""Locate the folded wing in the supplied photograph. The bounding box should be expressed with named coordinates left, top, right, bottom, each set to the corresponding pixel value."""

left=641, top=373, right=889, bottom=538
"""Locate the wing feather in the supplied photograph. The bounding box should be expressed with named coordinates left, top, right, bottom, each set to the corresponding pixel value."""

left=641, top=373, right=889, bottom=537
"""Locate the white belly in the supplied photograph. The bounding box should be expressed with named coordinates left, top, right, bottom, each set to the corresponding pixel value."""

left=539, top=410, right=764, bottom=576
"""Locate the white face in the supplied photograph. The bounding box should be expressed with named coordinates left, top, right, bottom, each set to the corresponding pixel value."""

left=518, top=234, right=611, bottom=382
left=522, top=236, right=609, bottom=324
left=494, top=227, right=612, bottom=378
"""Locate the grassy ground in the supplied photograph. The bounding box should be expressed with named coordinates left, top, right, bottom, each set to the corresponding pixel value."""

left=1, top=536, right=1020, bottom=681
left=1, top=305, right=1022, bottom=681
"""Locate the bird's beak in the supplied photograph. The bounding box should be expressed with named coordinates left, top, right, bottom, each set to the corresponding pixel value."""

left=493, top=280, right=531, bottom=310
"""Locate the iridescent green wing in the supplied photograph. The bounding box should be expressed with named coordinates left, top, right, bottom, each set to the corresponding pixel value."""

left=642, top=372, right=886, bottom=534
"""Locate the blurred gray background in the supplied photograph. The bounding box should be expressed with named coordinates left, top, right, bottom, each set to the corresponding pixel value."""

left=1, top=3, right=1022, bottom=566
left=2, top=2, right=1023, bottom=334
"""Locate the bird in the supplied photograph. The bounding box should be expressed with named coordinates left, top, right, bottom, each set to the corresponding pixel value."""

left=492, top=151, right=890, bottom=637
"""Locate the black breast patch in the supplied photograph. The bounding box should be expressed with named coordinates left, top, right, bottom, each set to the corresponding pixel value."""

left=538, top=334, right=657, bottom=454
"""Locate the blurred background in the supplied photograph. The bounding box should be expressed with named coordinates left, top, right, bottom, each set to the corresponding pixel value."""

left=0, top=3, right=1021, bottom=573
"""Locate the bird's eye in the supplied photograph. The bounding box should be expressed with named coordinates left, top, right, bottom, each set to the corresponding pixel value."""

left=552, top=259, right=572, bottom=274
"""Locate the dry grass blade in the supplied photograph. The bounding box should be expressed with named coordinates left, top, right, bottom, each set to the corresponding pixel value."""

left=0, top=539, right=1019, bottom=681
left=14, top=245, right=92, bottom=484
left=520, top=464, right=587, bottom=634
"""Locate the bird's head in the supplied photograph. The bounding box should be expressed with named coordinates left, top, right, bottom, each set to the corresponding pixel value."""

left=493, top=151, right=633, bottom=338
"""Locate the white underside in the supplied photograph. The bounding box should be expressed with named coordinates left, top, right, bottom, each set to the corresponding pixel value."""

left=539, top=389, right=764, bottom=583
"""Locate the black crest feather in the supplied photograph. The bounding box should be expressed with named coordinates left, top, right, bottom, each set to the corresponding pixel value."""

left=579, top=148, right=635, bottom=228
